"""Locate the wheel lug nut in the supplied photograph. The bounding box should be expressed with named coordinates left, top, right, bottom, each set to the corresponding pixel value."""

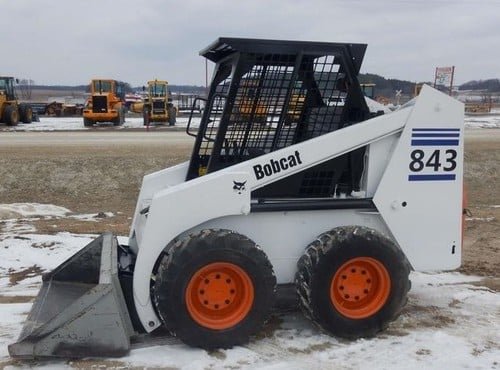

left=225, top=299, right=230, bottom=304
left=355, top=296, right=359, bottom=300
left=345, top=294, right=350, bottom=299
left=342, top=275, right=347, bottom=280
left=215, top=274, right=220, bottom=279
left=204, top=300, right=208, bottom=305
left=226, top=279, right=231, bottom=283
left=200, top=290, right=204, bottom=295
left=339, top=286, right=344, bottom=290
left=214, top=304, right=219, bottom=309
left=361, top=270, right=366, bottom=275
left=230, top=289, right=235, bottom=294
left=364, top=289, right=369, bottom=294
left=204, top=279, right=209, bottom=284
left=351, top=268, right=356, bottom=273
left=367, top=279, right=371, bottom=283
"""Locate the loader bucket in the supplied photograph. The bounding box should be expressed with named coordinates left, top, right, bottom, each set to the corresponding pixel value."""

left=8, top=233, right=135, bottom=359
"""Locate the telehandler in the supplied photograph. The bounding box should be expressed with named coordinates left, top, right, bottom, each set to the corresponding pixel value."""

left=142, top=79, right=177, bottom=126
left=0, top=76, right=33, bottom=125
left=83, top=79, right=126, bottom=127
left=10, top=38, right=464, bottom=359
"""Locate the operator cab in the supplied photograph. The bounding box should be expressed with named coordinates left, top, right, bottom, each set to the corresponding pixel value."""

left=187, top=38, right=370, bottom=198
left=0, top=77, right=17, bottom=101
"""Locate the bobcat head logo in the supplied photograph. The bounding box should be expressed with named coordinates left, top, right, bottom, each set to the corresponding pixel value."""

left=233, top=180, right=247, bottom=194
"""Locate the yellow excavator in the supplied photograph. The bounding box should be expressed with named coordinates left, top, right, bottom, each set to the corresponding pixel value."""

left=142, top=79, right=177, bottom=126
left=0, top=76, right=33, bottom=125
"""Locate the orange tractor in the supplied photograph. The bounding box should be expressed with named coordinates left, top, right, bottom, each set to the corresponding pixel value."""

left=83, top=79, right=126, bottom=127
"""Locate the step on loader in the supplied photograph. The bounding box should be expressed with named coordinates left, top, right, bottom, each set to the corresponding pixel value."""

left=9, top=37, right=464, bottom=359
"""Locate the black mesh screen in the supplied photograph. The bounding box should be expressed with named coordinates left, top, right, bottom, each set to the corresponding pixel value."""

left=188, top=39, right=369, bottom=197
left=195, top=54, right=348, bottom=172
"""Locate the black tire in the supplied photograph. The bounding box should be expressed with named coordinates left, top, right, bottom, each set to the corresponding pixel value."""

left=113, top=107, right=124, bottom=126
left=295, top=226, right=410, bottom=339
left=153, top=229, right=276, bottom=349
left=19, top=104, right=33, bottom=123
left=168, top=106, right=176, bottom=126
left=83, top=117, right=94, bottom=127
left=3, top=105, right=19, bottom=126
left=143, top=107, right=150, bottom=126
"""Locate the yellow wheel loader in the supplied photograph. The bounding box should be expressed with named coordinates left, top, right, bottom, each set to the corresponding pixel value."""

left=142, top=79, right=177, bottom=126
left=10, top=38, right=464, bottom=359
left=83, top=79, right=126, bottom=127
left=0, top=76, right=33, bottom=126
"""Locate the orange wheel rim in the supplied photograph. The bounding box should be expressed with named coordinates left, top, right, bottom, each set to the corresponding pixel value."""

left=185, top=262, right=254, bottom=330
left=330, top=257, right=391, bottom=319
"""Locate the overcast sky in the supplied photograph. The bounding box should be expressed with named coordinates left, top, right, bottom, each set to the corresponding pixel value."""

left=1, top=0, right=499, bottom=86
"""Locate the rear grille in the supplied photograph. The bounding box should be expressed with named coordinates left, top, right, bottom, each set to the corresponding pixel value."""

left=92, top=96, right=107, bottom=113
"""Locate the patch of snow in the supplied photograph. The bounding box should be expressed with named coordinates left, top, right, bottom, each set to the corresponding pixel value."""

left=365, top=96, right=392, bottom=114
left=0, top=233, right=94, bottom=281
left=465, top=217, right=495, bottom=222
left=3, top=112, right=499, bottom=132
left=68, top=211, right=114, bottom=222
left=4, top=116, right=201, bottom=131
left=0, top=303, right=32, bottom=358
left=464, top=114, right=500, bottom=129
left=0, top=203, right=71, bottom=220
left=1, top=220, right=37, bottom=233
left=0, top=204, right=116, bottom=236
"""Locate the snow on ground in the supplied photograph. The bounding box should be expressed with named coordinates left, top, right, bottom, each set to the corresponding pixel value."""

left=0, top=203, right=70, bottom=220
left=0, top=210, right=498, bottom=369
left=1, top=109, right=499, bottom=132
left=3, top=115, right=201, bottom=131
left=0, top=203, right=115, bottom=235
left=465, top=114, right=500, bottom=129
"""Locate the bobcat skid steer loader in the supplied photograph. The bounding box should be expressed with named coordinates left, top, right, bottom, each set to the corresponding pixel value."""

left=9, top=37, right=464, bottom=359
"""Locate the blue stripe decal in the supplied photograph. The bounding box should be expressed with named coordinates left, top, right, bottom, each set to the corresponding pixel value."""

left=412, top=128, right=460, bottom=132
left=411, top=133, right=460, bottom=138
left=409, top=174, right=456, bottom=181
left=411, top=139, right=459, bottom=146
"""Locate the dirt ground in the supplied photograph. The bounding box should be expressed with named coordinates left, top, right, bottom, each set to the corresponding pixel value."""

left=0, top=128, right=498, bottom=277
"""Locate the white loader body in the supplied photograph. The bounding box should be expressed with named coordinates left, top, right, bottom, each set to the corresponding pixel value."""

left=129, top=85, right=464, bottom=332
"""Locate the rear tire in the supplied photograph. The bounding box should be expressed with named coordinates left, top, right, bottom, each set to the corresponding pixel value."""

left=168, top=106, right=176, bottom=126
left=83, top=117, right=94, bottom=127
left=19, top=104, right=33, bottom=123
left=295, top=226, right=410, bottom=339
left=113, top=107, right=124, bottom=126
left=153, top=229, right=276, bottom=349
left=3, top=105, right=19, bottom=126
left=143, top=107, right=150, bottom=126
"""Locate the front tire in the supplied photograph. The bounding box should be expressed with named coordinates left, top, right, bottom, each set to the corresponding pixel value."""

left=295, top=226, right=410, bottom=339
left=3, top=105, right=19, bottom=126
left=83, top=117, right=94, bottom=127
left=153, top=229, right=276, bottom=349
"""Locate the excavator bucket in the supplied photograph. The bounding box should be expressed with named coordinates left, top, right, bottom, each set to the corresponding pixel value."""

left=8, top=233, right=134, bottom=359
